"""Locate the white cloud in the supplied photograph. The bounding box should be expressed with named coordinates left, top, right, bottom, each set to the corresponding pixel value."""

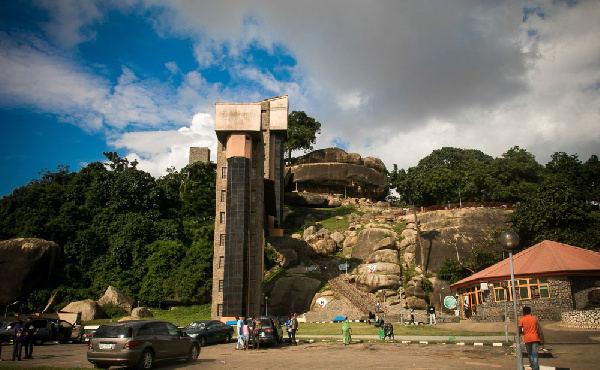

left=36, top=0, right=104, bottom=48
left=3, top=0, right=599, bottom=182
left=112, top=113, right=217, bottom=177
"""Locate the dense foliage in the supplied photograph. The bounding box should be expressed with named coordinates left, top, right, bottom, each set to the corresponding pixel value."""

left=390, top=147, right=600, bottom=251
left=0, top=153, right=216, bottom=311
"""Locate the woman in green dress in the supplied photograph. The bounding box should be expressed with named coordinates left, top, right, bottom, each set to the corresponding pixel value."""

left=341, top=315, right=352, bottom=345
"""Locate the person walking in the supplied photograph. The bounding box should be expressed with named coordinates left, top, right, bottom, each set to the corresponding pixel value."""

left=519, top=306, right=543, bottom=370
left=410, top=306, right=415, bottom=324
left=251, top=317, right=261, bottom=350
left=285, top=314, right=293, bottom=344
left=427, top=305, right=436, bottom=325
left=235, top=317, right=244, bottom=350
left=290, top=313, right=298, bottom=345
left=24, top=317, right=38, bottom=359
left=11, top=320, right=25, bottom=361
left=341, top=315, right=352, bottom=345
left=242, top=320, right=250, bottom=350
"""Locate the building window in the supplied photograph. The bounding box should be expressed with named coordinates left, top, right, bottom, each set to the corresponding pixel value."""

left=218, top=280, right=224, bottom=292
left=217, top=304, right=223, bottom=316
left=219, top=234, right=225, bottom=246
left=493, top=278, right=550, bottom=302
left=218, top=256, right=224, bottom=268
left=220, top=212, right=225, bottom=223
left=251, top=190, right=256, bottom=202
left=220, top=190, right=226, bottom=202
left=221, top=167, right=227, bottom=179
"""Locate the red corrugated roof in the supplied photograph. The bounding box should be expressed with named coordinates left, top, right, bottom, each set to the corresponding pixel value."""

left=451, top=240, right=600, bottom=290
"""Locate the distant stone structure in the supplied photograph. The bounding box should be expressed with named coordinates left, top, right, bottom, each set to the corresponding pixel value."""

left=287, top=147, right=387, bottom=199
left=212, top=95, right=288, bottom=319
left=189, top=147, right=210, bottom=164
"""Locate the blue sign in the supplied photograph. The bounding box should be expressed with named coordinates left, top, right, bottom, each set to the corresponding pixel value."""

left=306, top=266, right=317, bottom=271
left=339, top=263, right=349, bottom=270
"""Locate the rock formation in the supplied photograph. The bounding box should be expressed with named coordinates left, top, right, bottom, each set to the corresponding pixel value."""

left=0, top=238, right=61, bottom=305
left=62, top=299, right=105, bottom=321
left=98, top=286, right=136, bottom=313
left=287, top=148, right=387, bottom=199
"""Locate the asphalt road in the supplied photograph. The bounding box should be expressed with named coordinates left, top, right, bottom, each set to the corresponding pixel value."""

left=1, top=339, right=600, bottom=369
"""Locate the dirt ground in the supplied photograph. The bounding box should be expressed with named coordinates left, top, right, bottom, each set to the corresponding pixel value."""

left=1, top=340, right=600, bottom=369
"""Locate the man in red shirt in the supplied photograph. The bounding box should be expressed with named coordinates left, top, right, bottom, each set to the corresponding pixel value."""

left=519, top=306, right=542, bottom=370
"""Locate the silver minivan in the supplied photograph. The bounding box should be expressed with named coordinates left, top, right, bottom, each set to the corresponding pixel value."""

left=87, top=320, right=200, bottom=370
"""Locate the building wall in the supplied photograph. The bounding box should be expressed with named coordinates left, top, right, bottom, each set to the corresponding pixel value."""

left=571, top=276, right=600, bottom=309
left=189, top=147, right=210, bottom=164
left=469, top=278, right=574, bottom=322
left=211, top=95, right=287, bottom=319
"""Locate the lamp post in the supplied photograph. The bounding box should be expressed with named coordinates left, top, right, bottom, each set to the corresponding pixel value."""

left=501, top=280, right=509, bottom=343
left=500, top=230, right=523, bottom=370
left=439, top=287, right=445, bottom=322
left=4, top=301, right=18, bottom=318
left=265, top=296, right=269, bottom=316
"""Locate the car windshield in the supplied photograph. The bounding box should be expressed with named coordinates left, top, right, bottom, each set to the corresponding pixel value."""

left=186, top=322, right=206, bottom=329
left=94, top=325, right=133, bottom=338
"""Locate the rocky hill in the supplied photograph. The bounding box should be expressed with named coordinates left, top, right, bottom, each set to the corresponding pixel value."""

left=267, top=200, right=510, bottom=321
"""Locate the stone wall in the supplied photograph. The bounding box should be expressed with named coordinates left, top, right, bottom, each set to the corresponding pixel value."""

left=571, top=276, right=600, bottom=309
left=470, top=278, right=573, bottom=322
left=560, top=310, right=600, bottom=329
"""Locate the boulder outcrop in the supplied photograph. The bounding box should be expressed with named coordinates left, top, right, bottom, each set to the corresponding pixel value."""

left=287, top=148, right=387, bottom=199
left=98, top=286, right=135, bottom=313
left=62, top=299, right=105, bottom=321
left=269, top=276, right=321, bottom=316
left=0, top=238, right=61, bottom=305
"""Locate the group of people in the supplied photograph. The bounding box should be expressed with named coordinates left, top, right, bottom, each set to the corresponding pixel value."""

left=234, top=316, right=261, bottom=350
left=234, top=313, right=298, bottom=351
left=0, top=317, right=39, bottom=362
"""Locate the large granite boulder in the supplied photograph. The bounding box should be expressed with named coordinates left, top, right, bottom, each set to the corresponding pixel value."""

left=132, top=307, right=153, bottom=318
left=355, top=274, right=401, bottom=293
left=351, top=228, right=397, bottom=262
left=400, top=208, right=510, bottom=272
left=269, top=276, right=321, bottom=316
left=62, top=299, right=105, bottom=321
left=287, top=148, right=387, bottom=199
left=98, top=286, right=135, bottom=313
left=0, top=238, right=61, bottom=305
left=276, top=249, right=298, bottom=267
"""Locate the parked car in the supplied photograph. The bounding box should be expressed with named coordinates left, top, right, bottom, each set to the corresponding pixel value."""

left=32, top=318, right=74, bottom=344
left=0, top=321, right=18, bottom=342
left=87, top=320, right=200, bottom=370
left=245, top=316, right=283, bottom=346
left=183, top=320, right=233, bottom=347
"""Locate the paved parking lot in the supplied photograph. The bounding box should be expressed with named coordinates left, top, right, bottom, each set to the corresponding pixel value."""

left=1, top=340, right=600, bottom=369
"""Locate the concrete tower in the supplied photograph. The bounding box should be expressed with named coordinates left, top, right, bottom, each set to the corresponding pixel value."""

left=211, top=95, right=288, bottom=319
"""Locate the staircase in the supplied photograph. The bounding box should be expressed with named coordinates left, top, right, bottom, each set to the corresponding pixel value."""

left=316, top=260, right=379, bottom=317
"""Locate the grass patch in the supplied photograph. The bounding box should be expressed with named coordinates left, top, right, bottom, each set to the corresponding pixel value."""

left=297, top=322, right=503, bottom=337
left=84, top=304, right=211, bottom=327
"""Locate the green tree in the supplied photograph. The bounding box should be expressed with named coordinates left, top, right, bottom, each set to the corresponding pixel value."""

left=284, top=111, right=321, bottom=160
left=508, top=179, right=600, bottom=250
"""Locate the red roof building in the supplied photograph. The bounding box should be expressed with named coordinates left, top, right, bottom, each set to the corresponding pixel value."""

left=449, top=241, right=600, bottom=321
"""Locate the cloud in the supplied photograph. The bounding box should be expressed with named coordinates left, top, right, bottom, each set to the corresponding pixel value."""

left=36, top=0, right=104, bottom=48
left=112, top=113, right=217, bottom=177
left=3, top=0, right=599, bottom=182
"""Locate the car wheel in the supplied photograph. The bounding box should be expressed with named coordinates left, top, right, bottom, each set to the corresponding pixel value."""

left=224, top=333, right=231, bottom=343
left=137, top=349, right=154, bottom=370
left=187, top=344, right=200, bottom=362
left=199, top=336, right=207, bottom=347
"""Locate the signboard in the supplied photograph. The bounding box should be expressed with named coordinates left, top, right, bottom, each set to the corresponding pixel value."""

left=368, top=264, right=377, bottom=273
left=316, top=297, right=328, bottom=308
left=306, top=266, right=317, bottom=271
left=339, top=263, right=349, bottom=271
left=480, top=282, right=488, bottom=291
left=443, top=296, right=457, bottom=309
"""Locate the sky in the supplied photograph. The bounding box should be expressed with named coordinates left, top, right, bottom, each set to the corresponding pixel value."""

left=1, top=0, right=599, bottom=197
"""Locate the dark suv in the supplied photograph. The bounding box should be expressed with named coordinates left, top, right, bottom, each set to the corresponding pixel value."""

left=245, top=316, right=283, bottom=346
left=87, top=320, right=200, bottom=370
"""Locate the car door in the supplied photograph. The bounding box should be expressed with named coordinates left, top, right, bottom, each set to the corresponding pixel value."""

left=165, top=322, right=187, bottom=358
left=148, top=322, right=171, bottom=359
